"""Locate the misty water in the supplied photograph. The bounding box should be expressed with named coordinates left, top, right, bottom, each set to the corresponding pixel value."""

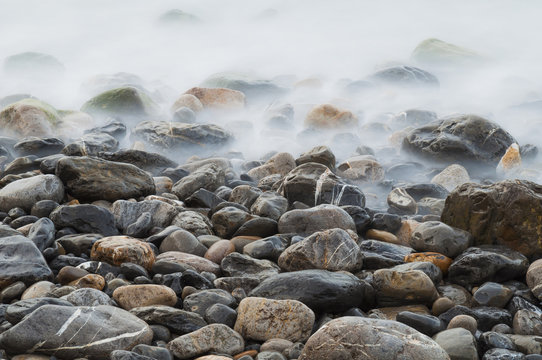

left=1, top=0, right=542, bottom=202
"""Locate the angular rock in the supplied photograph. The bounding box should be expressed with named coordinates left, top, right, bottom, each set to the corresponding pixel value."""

left=50, top=204, right=118, bottom=236
left=0, top=174, right=64, bottom=212
left=91, top=236, right=156, bottom=270
left=167, top=324, right=244, bottom=359
left=172, top=164, right=225, bottom=201
left=130, top=305, right=206, bottom=334
left=171, top=211, right=213, bottom=236
left=296, top=145, right=336, bottom=169
left=247, top=152, right=296, bottom=181
left=111, top=200, right=178, bottom=233
left=62, top=132, right=118, bottom=157
left=409, top=221, right=472, bottom=258
left=221, top=252, right=280, bottom=280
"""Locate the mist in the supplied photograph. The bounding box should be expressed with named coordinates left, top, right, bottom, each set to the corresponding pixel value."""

left=2, top=0, right=542, bottom=204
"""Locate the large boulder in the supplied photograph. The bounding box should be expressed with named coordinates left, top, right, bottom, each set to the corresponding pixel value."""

left=55, top=156, right=155, bottom=202
left=81, top=86, right=159, bottom=120
left=0, top=98, right=60, bottom=137
left=402, top=114, right=516, bottom=172
left=0, top=174, right=64, bottom=212
left=441, top=180, right=542, bottom=258
left=299, top=317, right=450, bottom=360
left=0, top=305, right=152, bottom=358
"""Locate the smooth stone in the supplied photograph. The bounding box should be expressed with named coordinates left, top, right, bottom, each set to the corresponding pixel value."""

left=526, top=259, right=542, bottom=300
left=185, top=86, right=245, bottom=109
left=130, top=305, right=206, bottom=334
left=204, top=303, right=237, bottom=328
left=373, top=269, right=438, bottom=306
left=438, top=284, right=474, bottom=307
left=387, top=187, right=417, bottom=214
left=110, top=350, right=154, bottom=360
left=65, top=288, right=113, bottom=306
left=211, top=206, right=252, bottom=238
left=132, top=344, right=173, bottom=360
left=249, top=269, right=374, bottom=313
left=50, top=204, right=119, bottom=236
left=171, top=211, right=213, bottom=236
left=247, top=152, right=296, bottom=181
left=474, top=282, right=514, bottom=308
left=205, top=240, right=235, bottom=264
left=229, top=185, right=262, bottom=208
left=0, top=305, right=153, bottom=358
left=299, top=316, right=449, bottom=360
left=20, top=281, right=55, bottom=300
left=213, top=277, right=260, bottom=295
left=392, top=261, right=443, bottom=285
left=81, top=86, right=158, bottom=120
left=370, top=212, right=403, bottom=232
left=296, top=145, right=336, bottom=169
left=111, top=200, right=178, bottom=233
left=113, top=285, right=177, bottom=310
left=99, top=149, right=177, bottom=175
left=221, top=252, right=280, bottom=280
left=156, top=252, right=221, bottom=275
left=243, top=236, right=286, bottom=262
left=431, top=164, right=470, bottom=192
left=447, top=314, right=478, bottom=335
left=433, top=297, right=455, bottom=316
left=185, top=188, right=224, bottom=209
left=56, top=233, right=102, bottom=256
left=68, top=274, right=105, bottom=290
left=166, top=324, right=244, bottom=359
left=404, top=252, right=452, bottom=275
left=5, top=297, right=74, bottom=325
left=27, top=217, right=55, bottom=251
left=368, top=65, right=439, bottom=87
left=433, top=328, right=478, bottom=360
left=172, top=164, right=226, bottom=201
left=396, top=311, right=444, bottom=336
left=479, top=331, right=517, bottom=354
left=513, top=310, right=542, bottom=336
left=159, top=229, right=207, bottom=257
left=0, top=174, right=64, bottom=212
left=482, top=348, right=526, bottom=360
left=90, top=236, right=155, bottom=270
left=409, top=221, right=472, bottom=258
left=232, top=217, right=278, bottom=238
left=278, top=204, right=355, bottom=234
left=62, top=132, right=118, bottom=157
left=234, top=297, right=315, bottom=342
left=342, top=205, right=372, bottom=234
left=360, top=240, right=414, bottom=269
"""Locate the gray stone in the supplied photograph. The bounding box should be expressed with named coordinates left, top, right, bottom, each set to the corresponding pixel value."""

left=64, top=288, right=114, bottom=306
left=250, top=191, right=288, bottom=221
left=0, top=174, right=64, bottom=212
left=130, top=305, right=206, bottom=334
left=183, top=289, right=236, bottom=317
left=111, top=200, right=178, bottom=233
left=159, top=229, right=207, bottom=256
left=278, top=204, right=355, bottom=234
left=5, top=297, right=73, bottom=325
left=49, top=204, right=119, bottom=236
left=221, top=252, right=280, bottom=280
left=171, top=211, right=213, bottom=236
left=410, top=221, right=472, bottom=258
left=433, top=328, right=478, bottom=360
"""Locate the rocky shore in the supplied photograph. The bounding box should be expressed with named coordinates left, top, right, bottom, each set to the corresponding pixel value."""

left=2, top=14, right=542, bottom=360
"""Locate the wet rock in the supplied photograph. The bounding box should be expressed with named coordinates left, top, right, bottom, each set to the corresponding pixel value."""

left=342, top=205, right=372, bottom=234
left=296, top=145, right=336, bottom=169
left=221, top=252, right=280, bottom=280
left=133, top=121, right=233, bottom=153
left=393, top=261, right=443, bottom=285
left=81, top=86, right=159, bottom=120
left=482, top=348, right=526, bottom=360
left=50, top=204, right=118, bottom=236
left=442, top=180, right=542, bottom=258
left=438, top=284, right=474, bottom=307
left=526, top=259, right=542, bottom=300
left=387, top=187, right=417, bottom=214
left=373, top=269, right=439, bottom=306
left=185, top=86, right=245, bottom=109
left=448, top=246, right=529, bottom=288
left=27, top=217, right=55, bottom=251
left=156, top=252, right=220, bottom=275
left=396, top=311, right=444, bottom=336
left=409, top=221, right=472, bottom=258
left=474, top=282, right=514, bottom=308
left=0, top=305, right=153, bottom=358
left=360, top=240, right=414, bottom=269
left=85, top=119, right=127, bottom=139
left=30, top=199, right=59, bottom=218
left=0, top=174, right=64, bottom=212
left=278, top=204, right=355, bottom=234
left=299, top=316, right=449, bottom=360
left=0, top=98, right=59, bottom=137
left=304, top=104, right=357, bottom=128
left=112, top=200, right=178, bottom=234
left=235, top=297, right=315, bottom=342
left=479, top=331, right=517, bottom=354
left=130, top=305, right=206, bottom=334
left=403, top=114, right=516, bottom=172
left=172, top=163, right=225, bottom=201
left=404, top=252, right=452, bottom=275
left=278, top=228, right=362, bottom=272
left=159, top=229, right=207, bottom=256
left=0, top=235, right=53, bottom=288
left=185, top=188, right=224, bottom=209
left=447, top=314, right=478, bottom=335
left=166, top=324, right=244, bottom=359
left=211, top=206, right=252, bottom=238
left=56, top=156, right=155, bottom=202
left=229, top=185, right=262, bottom=208
left=99, top=149, right=177, bottom=174
left=113, top=285, right=177, bottom=310
left=132, top=344, right=173, bottom=360
left=204, top=240, right=235, bottom=264
left=233, top=217, right=277, bottom=238
left=14, top=137, right=64, bottom=157
left=433, top=328, right=478, bottom=360
left=204, top=303, right=237, bottom=327
left=243, top=236, right=286, bottom=262
left=110, top=350, right=154, bottom=360
left=91, top=236, right=156, bottom=270
left=62, top=132, right=118, bottom=156
left=250, top=269, right=374, bottom=313
left=56, top=233, right=102, bottom=256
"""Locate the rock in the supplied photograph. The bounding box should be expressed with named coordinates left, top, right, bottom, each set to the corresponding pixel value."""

left=65, top=288, right=114, bottom=306
left=482, top=349, right=525, bottom=360
left=183, top=289, right=236, bottom=317
left=185, top=87, right=245, bottom=109
left=411, top=38, right=483, bottom=67
left=171, top=211, right=213, bottom=236
left=56, top=156, right=155, bottom=202
left=167, top=324, right=244, bottom=359
left=63, top=132, right=118, bottom=156
left=0, top=99, right=59, bottom=137
left=526, top=259, right=542, bottom=300
left=200, top=72, right=287, bottom=102
left=81, top=86, right=159, bottom=120
left=278, top=204, right=355, bottom=234
left=50, top=204, right=118, bottom=236
left=172, top=164, right=225, bottom=201
left=130, top=305, right=206, bottom=334
left=387, top=187, right=418, bottom=214
left=431, top=164, right=470, bottom=192
left=229, top=185, right=262, bottom=208
left=404, top=252, right=453, bottom=274
left=513, top=310, right=542, bottom=336
left=474, top=282, right=514, bottom=308
left=113, top=285, right=177, bottom=310
left=479, top=331, right=517, bottom=354
left=20, top=281, right=55, bottom=300
left=299, top=316, right=449, bottom=360
left=296, top=145, right=336, bottom=169
left=5, top=297, right=73, bottom=325
left=0, top=235, right=53, bottom=288
left=235, top=297, right=314, bottom=342
left=85, top=119, right=127, bottom=139
left=156, top=252, right=221, bottom=275
left=278, top=228, right=362, bottom=272
left=99, top=149, right=177, bottom=174
left=69, top=274, right=105, bottom=290
left=204, top=303, right=237, bottom=327
left=497, top=143, right=522, bottom=175
left=57, top=233, right=102, bottom=256
left=447, top=314, right=478, bottom=335
left=233, top=217, right=278, bottom=238
left=91, top=236, right=156, bottom=270
left=402, top=114, right=516, bottom=172
left=337, top=155, right=385, bottom=182
left=441, top=180, right=542, bottom=258
left=368, top=65, right=439, bottom=87
left=0, top=174, right=64, bottom=212
left=392, top=261, right=443, bottom=285
left=132, top=344, right=173, bottom=360
left=247, top=152, right=296, bottom=181
left=448, top=246, right=529, bottom=288
left=396, top=311, right=444, bottom=337
left=171, top=94, right=204, bottom=113
left=133, top=121, right=232, bottom=152
left=373, top=269, right=439, bottom=306
left=360, top=240, right=413, bottom=269
left=278, top=162, right=365, bottom=207
left=27, top=217, right=55, bottom=251
left=204, top=240, right=235, bottom=264
left=250, top=269, right=374, bottom=313
left=221, top=252, right=280, bottom=280
left=0, top=305, right=152, bottom=358
left=14, top=137, right=64, bottom=157
left=4, top=51, right=64, bottom=80
left=304, top=104, right=357, bottom=128
left=110, top=350, right=154, bottom=360
left=211, top=206, right=252, bottom=238
left=243, top=236, right=286, bottom=262
left=433, top=328, right=478, bottom=360
left=160, top=230, right=207, bottom=257
left=409, top=221, right=472, bottom=258
left=30, top=199, right=59, bottom=218
left=112, top=200, right=178, bottom=233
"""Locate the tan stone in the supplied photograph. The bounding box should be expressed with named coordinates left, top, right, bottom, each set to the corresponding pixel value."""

left=395, top=219, right=420, bottom=245
left=204, top=239, right=235, bottom=264
left=20, top=281, right=55, bottom=300
left=365, top=229, right=400, bottom=245
left=404, top=252, right=453, bottom=274
left=373, top=269, right=439, bottom=306
left=431, top=164, right=470, bottom=192
left=91, top=236, right=155, bottom=270
left=171, top=93, right=204, bottom=113
left=304, top=104, right=357, bottom=128
left=231, top=235, right=261, bottom=253
left=68, top=274, right=105, bottom=290
left=337, top=155, right=384, bottom=182
left=185, top=87, right=245, bottom=110
left=233, top=350, right=258, bottom=359
left=527, top=259, right=542, bottom=300
left=156, top=251, right=221, bottom=275
left=56, top=266, right=89, bottom=285
left=247, top=152, right=296, bottom=181
left=153, top=176, right=173, bottom=195
left=432, top=297, right=455, bottom=316
left=113, top=284, right=178, bottom=310
left=497, top=143, right=521, bottom=173
left=234, top=297, right=315, bottom=342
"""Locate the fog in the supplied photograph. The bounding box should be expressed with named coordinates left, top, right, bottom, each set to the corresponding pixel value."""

left=2, top=0, right=542, bottom=190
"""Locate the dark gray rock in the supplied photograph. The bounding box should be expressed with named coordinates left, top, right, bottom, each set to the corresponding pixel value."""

left=14, top=137, right=65, bottom=157
left=99, top=149, right=177, bottom=175
left=172, top=163, right=226, bottom=201
left=367, top=65, right=439, bottom=87
left=250, top=191, right=288, bottom=221
left=396, top=311, right=444, bottom=336
left=6, top=297, right=73, bottom=324
left=233, top=217, right=278, bottom=238
left=49, top=204, right=119, bottom=236
left=62, top=132, right=118, bottom=156
left=27, top=217, right=55, bottom=251
left=243, top=236, right=287, bottom=261
left=183, top=289, right=236, bottom=317
left=130, top=305, right=207, bottom=334
left=409, top=221, right=472, bottom=258
left=221, top=252, right=280, bottom=280
left=56, top=233, right=102, bottom=256
left=360, top=240, right=414, bottom=269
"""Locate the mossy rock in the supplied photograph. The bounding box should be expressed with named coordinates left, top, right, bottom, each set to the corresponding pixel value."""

left=157, top=9, right=200, bottom=24
left=81, top=86, right=159, bottom=120
left=3, top=52, right=64, bottom=78
left=0, top=98, right=61, bottom=137
left=0, top=94, right=36, bottom=109
left=411, top=38, right=484, bottom=67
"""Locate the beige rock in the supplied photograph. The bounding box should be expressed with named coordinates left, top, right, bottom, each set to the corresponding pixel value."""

left=373, top=269, right=439, bottom=306
left=395, top=219, right=420, bottom=245
left=365, top=228, right=401, bottom=245
left=167, top=324, right=244, bottom=359
left=171, top=93, right=204, bottom=113
left=113, top=284, right=178, bottom=310
left=185, top=87, right=245, bottom=110
left=337, top=155, right=384, bottom=182
left=368, top=305, right=431, bottom=320
left=527, top=259, right=542, bottom=300
left=431, top=164, right=470, bottom=192
left=234, top=297, right=315, bottom=342
left=156, top=251, right=221, bottom=275
left=0, top=99, right=58, bottom=137
left=205, top=239, right=236, bottom=264
left=304, top=104, right=357, bottom=128
left=90, top=236, right=156, bottom=270
left=20, top=281, right=55, bottom=300
left=153, top=176, right=173, bottom=194
left=497, top=143, right=522, bottom=174
left=247, top=152, right=296, bottom=181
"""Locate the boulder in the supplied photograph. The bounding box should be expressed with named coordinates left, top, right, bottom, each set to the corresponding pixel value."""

left=0, top=98, right=59, bottom=137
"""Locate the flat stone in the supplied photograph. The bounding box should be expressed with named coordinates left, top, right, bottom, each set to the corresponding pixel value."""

left=156, top=252, right=221, bottom=275
left=167, top=324, right=244, bottom=359
left=130, top=305, right=206, bottom=335
left=50, top=204, right=119, bottom=236
left=113, top=285, right=178, bottom=310
left=90, top=236, right=156, bottom=270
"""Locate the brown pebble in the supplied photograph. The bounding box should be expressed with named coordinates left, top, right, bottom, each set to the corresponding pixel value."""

left=365, top=229, right=400, bottom=245
left=432, top=297, right=454, bottom=316
left=204, top=239, right=235, bottom=264
left=56, top=266, right=90, bottom=285
left=20, top=281, right=56, bottom=300
left=182, top=286, right=197, bottom=299
left=231, top=236, right=261, bottom=252
left=233, top=350, right=258, bottom=359
left=68, top=274, right=105, bottom=290
left=447, top=314, right=478, bottom=335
